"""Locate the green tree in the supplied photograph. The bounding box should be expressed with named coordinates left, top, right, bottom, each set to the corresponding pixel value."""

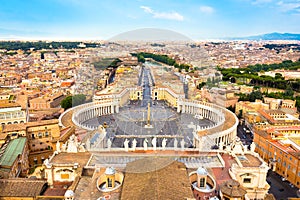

left=61, top=96, right=73, bottom=110
left=60, top=94, right=86, bottom=110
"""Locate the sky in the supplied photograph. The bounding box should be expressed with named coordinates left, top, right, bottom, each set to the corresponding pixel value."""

left=0, top=0, right=300, bottom=40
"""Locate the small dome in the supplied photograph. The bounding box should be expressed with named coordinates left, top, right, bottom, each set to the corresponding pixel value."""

left=105, top=167, right=116, bottom=175
left=196, top=166, right=208, bottom=175
left=64, top=190, right=74, bottom=197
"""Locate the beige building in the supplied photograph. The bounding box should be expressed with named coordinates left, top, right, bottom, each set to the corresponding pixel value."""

left=0, top=119, right=61, bottom=168
left=29, top=92, right=65, bottom=109
left=235, top=100, right=269, bottom=118
left=0, top=101, right=27, bottom=125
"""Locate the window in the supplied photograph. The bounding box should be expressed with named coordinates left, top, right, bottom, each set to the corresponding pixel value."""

left=199, top=177, right=205, bottom=187
left=38, top=132, right=42, bottom=138
left=61, top=174, right=69, bottom=179
left=45, top=132, right=49, bottom=137
left=31, top=134, right=35, bottom=139
left=107, top=178, right=112, bottom=187
left=243, top=178, right=251, bottom=183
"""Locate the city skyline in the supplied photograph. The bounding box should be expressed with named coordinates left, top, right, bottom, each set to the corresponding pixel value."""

left=0, top=0, right=300, bottom=40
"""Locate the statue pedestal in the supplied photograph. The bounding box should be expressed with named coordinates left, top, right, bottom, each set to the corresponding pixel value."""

left=144, top=124, right=153, bottom=128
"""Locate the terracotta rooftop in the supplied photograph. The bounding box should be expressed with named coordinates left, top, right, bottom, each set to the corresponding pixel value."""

left=237, top=154, right=262, bottom=167
left=0, top=102, right=21, bottom=109
left=0, top=178, right=47, bottom=197
left=220, top=179, right=247, bottom=198
left=1, top=119, right=59, bottom=133
left=50, top=152, right=91, bottom=167
left=121, top=158, right=194, bottom=200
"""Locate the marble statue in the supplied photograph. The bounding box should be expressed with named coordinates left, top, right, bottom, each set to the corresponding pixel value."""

left=67, top=135, right=78, bottom=153
left=180, top=139, right=185, bottom=150
left=152, top=137, right=157, bottom=151
left=250, top=142, right=256, bottom=152
left=143, top=138, right=148, bottom=151
left=124, top=139, right=129, bottom=152
left=162, top=138, right=167, bottom=150
left=107, top=138, right=112, bottom=149
left=174, top=138, right=178, bottom=149
left=132, top=139, right=137, bottom=151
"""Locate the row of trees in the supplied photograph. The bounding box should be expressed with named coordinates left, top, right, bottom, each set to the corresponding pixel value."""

left=132, top=52, right=193, bottom=72
left=0, top=41, right=99, bottom=51
left=219, top=60, right=300, bottom=91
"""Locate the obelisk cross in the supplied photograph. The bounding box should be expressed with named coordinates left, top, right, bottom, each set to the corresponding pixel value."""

left=147, top=102, right=151, bottom=126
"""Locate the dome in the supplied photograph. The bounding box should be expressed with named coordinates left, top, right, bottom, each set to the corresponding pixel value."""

left=64, top=190, right=74, bottom=197
left=196, top=166, right=208, bottom=175
left=105, top=167, right=116, bottom=175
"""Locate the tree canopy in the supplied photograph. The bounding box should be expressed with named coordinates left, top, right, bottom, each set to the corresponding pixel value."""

left=60, top=94, right=86, bottom=110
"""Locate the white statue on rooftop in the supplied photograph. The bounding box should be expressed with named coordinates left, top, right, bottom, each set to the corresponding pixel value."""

left=174, top=138, right=178, bottom=149
left=250, top=142, right=256, bottom=152
left=143, top=138, right=148, bottom=151
left=180, top=139, right=185, bottom=150
left=124, top=139, right=129, bottom=152
left=162, top=138, right=167, bottom=150
left=67, top=134, right=78, bottom=153
left=132, top=139, right=137, bottom=151
left=107, top=138, right=112, bottom=149
left=152, top=137, right=157, bottom=151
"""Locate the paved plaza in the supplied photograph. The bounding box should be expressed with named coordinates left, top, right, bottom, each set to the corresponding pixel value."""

left=82, top=63, right=215, bottom=149
left=83, top=100, right=215, bottom=148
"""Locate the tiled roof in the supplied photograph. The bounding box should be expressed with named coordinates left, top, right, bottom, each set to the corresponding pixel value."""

left=0, top=178, right=47, bottom=197
left=220, top=179, right=246, bottom=198
left=0, top=137, right=26, bottom=167
left=0, top=102, right=21, bottom=109
left=1, top=119, right=59, bottom=133
left=121, top=158, right=194, bottom=200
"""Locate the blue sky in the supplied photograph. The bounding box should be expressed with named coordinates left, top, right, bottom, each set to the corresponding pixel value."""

left=0, top=0, right=299, bottom=40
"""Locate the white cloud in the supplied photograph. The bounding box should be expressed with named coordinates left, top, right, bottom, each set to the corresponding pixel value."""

left=277, top=0, right=300, bottom=13
left=199, top=6, right=215, bottom=14
left=140, top=6, right=153, bottom=14
left=140, top=6, right=184, bottom=21
left=251, top=0, right=272, bottom=5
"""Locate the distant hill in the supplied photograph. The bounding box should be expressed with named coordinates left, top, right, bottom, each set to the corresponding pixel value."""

left=231, top=32, right=300, bottom=41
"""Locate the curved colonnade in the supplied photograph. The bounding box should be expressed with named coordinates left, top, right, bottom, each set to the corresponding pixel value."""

left=59, top=91, right=238, bottom=149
